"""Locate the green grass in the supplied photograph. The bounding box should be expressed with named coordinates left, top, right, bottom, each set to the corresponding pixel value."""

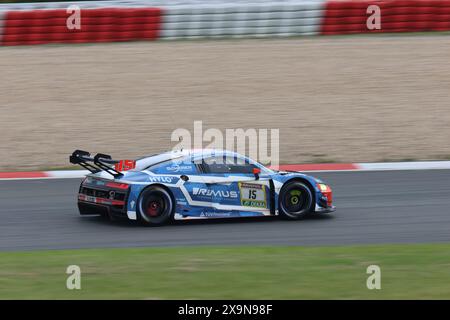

left=1, top=244, right=450, bottom=299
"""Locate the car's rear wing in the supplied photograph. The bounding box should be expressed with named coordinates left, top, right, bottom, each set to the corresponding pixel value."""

left=69, top=149, right=124, bottom=178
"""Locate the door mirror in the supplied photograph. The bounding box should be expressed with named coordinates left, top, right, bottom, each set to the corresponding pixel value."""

left=252, top=168, right=261, bottom=180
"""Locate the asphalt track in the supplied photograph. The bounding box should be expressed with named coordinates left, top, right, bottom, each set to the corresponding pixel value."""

left=1, top=170, right=450, bottom=251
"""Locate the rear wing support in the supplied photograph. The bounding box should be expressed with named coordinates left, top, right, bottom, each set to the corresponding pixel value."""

left=69, top=150, right=123, bottom=178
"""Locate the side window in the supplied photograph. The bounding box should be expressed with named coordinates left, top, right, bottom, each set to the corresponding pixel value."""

left=202, top=156, right=256, bottom=174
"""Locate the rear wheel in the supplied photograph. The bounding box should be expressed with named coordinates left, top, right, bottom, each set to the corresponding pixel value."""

left=279, top=181, right=314, bottom=220
left=137, top=186, right=174, bottom=226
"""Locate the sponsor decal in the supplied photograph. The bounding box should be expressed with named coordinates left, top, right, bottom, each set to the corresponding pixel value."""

left=239, top=182, right=267, bottom=208
left=200, top=211, right=233, bottom=217
left=148, top=176, right=173, bottom=183
left=166, top=164, right=193, bottom=173
left=192, top=188, right=238, bottom=198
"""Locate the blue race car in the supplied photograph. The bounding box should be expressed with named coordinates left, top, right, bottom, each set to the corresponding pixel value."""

left=70, top=149, right=335, bottom=225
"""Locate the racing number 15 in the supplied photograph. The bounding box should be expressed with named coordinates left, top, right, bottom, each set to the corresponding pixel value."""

left=115, top=160, right=136, bottom=172
left=248, top=190, right=257, bottom=199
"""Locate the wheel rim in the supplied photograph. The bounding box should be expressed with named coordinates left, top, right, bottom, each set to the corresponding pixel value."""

left=146, top=200, right=163, bottom=217
left=142, top=192, right=167, bottom=219
left=280, top=185, right=312, bottom=216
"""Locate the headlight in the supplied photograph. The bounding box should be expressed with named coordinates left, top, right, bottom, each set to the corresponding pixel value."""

left=317, top=183, right=331, bottom=193
left=317, top=183, right=333, bottom=207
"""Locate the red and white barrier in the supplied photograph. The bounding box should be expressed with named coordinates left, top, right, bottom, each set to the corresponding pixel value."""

left=0, top=11, right=5, bottom=43
left=321, top=0, right=450, bottom=35
left=1, top=161, right=450, bottom=180
left=160, top=2, right=326, bottom=39
left=1, top=0, right=450, bottom=45
left=1, top=7, right=162, bottom=45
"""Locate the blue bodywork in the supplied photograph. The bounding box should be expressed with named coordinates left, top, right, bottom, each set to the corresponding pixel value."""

left=83, top=149, right=335, bottom=221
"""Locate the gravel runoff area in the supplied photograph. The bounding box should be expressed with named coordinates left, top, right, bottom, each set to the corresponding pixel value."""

left=1, top=35, right=450, bottom=170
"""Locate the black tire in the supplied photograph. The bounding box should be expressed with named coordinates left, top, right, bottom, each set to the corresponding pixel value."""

left=137, top=186, right=174, bottom=226
left=278, top=181, right=314, bottom=220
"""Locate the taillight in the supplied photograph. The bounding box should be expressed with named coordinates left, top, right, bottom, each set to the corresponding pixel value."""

left=106, top=181, right=129, bottom=190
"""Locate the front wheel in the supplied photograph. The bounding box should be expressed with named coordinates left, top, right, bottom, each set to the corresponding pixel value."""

left=137, top=186, right=174, bottom=226
left=279, top=181, right=314, bottom=220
